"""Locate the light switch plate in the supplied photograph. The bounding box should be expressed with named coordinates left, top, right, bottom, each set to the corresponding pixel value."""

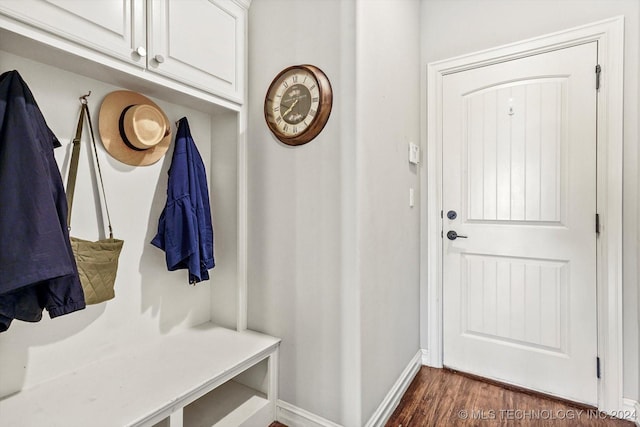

left=409, top=143, right=420, bottom=165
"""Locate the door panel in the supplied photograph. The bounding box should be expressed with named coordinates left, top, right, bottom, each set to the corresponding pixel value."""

left=0, top=0, right=145, bottom=65
left=466, top=79, right=565, bottom=223
left=147, top=0, right=245, bottom=102
left=443, top=42, right=598, bottom=405
left=462, top=254, right=567, bottom=352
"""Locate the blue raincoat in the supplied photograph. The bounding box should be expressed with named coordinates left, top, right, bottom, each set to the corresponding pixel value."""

left=151, top=117, right=214, bottom=283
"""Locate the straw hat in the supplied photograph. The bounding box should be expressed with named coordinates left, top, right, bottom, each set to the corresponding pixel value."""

left=98, top=90, right=172, bottom=166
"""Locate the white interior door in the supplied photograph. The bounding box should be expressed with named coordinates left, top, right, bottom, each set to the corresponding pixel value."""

left=442, top=42, right=598, bottom=405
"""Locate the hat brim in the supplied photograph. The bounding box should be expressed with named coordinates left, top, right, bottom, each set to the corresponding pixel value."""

left=99, top=91, right=172, bottom=167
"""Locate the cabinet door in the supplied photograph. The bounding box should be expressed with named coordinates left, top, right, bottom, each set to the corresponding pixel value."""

left=0, top=0, right=146, bottom=66
left=147, top=0, right=246, bottom=103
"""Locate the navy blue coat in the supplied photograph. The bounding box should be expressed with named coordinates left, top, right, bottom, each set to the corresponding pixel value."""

left=0, top=70, right=85, bottom=331
left=151, top=117, right=214, bottom=284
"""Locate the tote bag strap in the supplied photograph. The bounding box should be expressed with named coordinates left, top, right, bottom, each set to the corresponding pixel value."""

left=65, top=93, right=115, bottom=238
left=65, top=99, right=84, bottom=228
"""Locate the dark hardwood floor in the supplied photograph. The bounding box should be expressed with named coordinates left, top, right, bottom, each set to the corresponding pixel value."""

left=386, top=366, right=635, bottom=426
left=270, top=367, right=636, bottom=426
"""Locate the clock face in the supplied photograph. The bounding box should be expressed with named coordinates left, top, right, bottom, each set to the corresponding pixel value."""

left=264, top=65, right=332, bottom=146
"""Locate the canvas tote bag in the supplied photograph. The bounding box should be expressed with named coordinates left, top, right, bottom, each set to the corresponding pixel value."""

left=65, top=94, right=123, bottom=305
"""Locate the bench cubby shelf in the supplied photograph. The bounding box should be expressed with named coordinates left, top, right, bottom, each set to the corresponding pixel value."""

left=0, top=324, right=280, bottom=426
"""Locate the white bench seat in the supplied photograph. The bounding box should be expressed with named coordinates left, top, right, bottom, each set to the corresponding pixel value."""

left=0, top=323, right=280, bottom=427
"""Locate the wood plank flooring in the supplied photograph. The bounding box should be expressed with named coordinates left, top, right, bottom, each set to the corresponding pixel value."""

left=269, top=366, right=636, bottom=426
left=270, top=366, right=640, bottom=427
left=386, top=366, right=635, bottom=426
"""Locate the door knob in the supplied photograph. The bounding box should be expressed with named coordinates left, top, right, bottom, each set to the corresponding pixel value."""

left=447, top=230, right=467, bottom=240
left=154, top=54, right=165, bottom=64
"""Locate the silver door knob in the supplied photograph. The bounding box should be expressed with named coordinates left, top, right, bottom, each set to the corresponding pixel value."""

left=154, top=55, right=165, bottom=64
left=135, top=46, right=147, bottom=57
left=447, top=230, right=468, bottom=240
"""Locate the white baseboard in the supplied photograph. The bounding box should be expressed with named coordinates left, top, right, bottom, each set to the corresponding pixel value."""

left=276, top=350, right=422, bottom=427
left=276, top=400, right=342, bottom=427
left=622, top=398, right=639, bottom=426
left=364, top=350, right=423, bottom=427
left=421, top=349, right=429, bottom=365
left=421, top=347, right=443, bottom=368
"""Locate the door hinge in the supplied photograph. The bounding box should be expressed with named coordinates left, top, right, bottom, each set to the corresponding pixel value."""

left=595, top=64, right=601, bottom=90
left=596, top=356, right=601, bottom=378
left=595, top=213, right=600, bottom=234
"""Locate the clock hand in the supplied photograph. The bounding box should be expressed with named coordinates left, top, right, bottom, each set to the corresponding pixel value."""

left=280, top=98, right=297, bottom=108
left=281, top=98, right=299, bottom=118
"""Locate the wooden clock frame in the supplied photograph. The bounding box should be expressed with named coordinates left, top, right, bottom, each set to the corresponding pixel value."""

left=264, top=64, right=333, bottom=146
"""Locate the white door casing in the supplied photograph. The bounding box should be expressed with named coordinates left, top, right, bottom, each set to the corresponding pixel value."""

left=442, top=42, right=597, bottom=405
left=422, top=17, right=624, bottom=414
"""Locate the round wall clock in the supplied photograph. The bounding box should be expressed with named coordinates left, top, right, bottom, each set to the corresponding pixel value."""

left=264, top=64, right=333, bottom=146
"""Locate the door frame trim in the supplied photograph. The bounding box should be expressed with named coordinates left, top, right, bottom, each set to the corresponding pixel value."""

left=421, top=16, right=625, bottom=413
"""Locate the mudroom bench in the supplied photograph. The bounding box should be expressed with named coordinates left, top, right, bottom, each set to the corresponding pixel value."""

left=0, top=323, right=280, bottom=427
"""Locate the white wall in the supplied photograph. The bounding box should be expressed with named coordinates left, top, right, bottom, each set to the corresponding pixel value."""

left=0, top=51, right=237, bottom=396
left=247, top=0, right=421, bottom=425
left=247, top=0, right=354, bottom=422
left=356, top=0, right=421, bottom=422
left=420, top=0, right=640, bottom=403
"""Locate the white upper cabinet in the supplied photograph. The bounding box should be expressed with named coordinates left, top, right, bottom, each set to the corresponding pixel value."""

left=147, top=0, right=246, bottom=103
left=0, top=0, right=247, bottom=104
left=0, top=0, right=147, bottom=66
